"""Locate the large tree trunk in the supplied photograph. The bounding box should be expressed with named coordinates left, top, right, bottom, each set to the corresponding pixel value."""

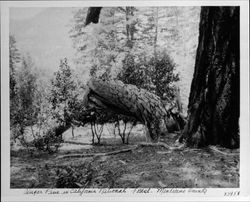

left=83, top=79, right=184, bottom=142
left=85, top=7, right=102, bottom=26
left=183, top=7, right=239, bottom=148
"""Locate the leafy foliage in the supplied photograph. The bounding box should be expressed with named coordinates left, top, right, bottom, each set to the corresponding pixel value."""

left=56, top=163, right=96, bottom=188
left=71, top=7, right=179, bottom=100
left=118, top=49, right=179, bottom=101
left=9, top=35, right=21, bottom=140
left=114, top=115, right=137, bottom=144
left=9, top=35, right=20, bottom=102
left=150, top=50, right=180, bottom=100
left=68, top=7, right=181, bottom=145
left=55, top=160, right=126, bottom=188
left=9, top=38, right=69, bottom=153
left=9, top=7, right=200, bottom=152
left=32, top=128, right=63, bottom=154
left=70, top=7, right=200, bottom=109
left=11, top=55, right=39, bottom=140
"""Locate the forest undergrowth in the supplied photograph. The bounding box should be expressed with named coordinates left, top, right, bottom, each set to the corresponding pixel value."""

left=10, top=130, right=239, bottom=188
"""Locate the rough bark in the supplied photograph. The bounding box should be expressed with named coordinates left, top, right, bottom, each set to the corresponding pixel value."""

left=183, top=7, right=239, bottom=148
left=83, top=78, right=184, bottom=143
left=85, top=7, right=102, bottom=26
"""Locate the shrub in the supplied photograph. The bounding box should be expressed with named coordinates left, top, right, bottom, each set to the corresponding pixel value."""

left=32, top=131, right=62, bottom=154
left=118, top=49, right=179, bottom=102
left=55, top=162, right=96, bottom=188
left=14, top=123, right=63, bottom=155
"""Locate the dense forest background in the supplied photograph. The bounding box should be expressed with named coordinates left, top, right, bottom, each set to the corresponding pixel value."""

left=10, top=7, right=200, bottom=112
left=10, top=6, right=201, bottom=148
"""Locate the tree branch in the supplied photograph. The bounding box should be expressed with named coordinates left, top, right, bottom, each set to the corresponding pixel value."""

left=57, top=146, right=136, bottom=159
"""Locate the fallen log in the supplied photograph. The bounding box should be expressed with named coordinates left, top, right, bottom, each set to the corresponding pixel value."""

left=137, top=142, right=184, bottom=150
left=57, top=146, right=136, bottom=159
left=83, top=78, right=186, bottom=142
left=57, top=142, right=184, bottom=159
left=208, top=146, right=239, bottom=156
left=63, top=140, right=92, bottom=146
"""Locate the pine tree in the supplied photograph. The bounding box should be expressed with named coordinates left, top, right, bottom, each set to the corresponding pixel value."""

left=9, top=35, right=20, bottom=100
left=11, top=55, right=39, bottom=139
left=50, top=58, right=77, bottom=127
left=9, top=35, right=21, bottom=129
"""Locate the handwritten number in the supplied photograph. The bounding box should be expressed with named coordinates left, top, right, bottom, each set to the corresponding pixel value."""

left=224, top=191, right=240, bottom=196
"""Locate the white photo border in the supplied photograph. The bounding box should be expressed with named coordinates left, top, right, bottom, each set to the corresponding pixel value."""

left=1, top=1, right=249, bottom=201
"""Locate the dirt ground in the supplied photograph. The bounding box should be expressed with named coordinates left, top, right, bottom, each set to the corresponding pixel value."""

left=10, top=126, right=239, bottom=189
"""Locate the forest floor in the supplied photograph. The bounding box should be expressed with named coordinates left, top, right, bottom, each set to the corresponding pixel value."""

left=10, top=126, right=239, bottom=188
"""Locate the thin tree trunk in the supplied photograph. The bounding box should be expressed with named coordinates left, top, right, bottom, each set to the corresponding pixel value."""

left=175, top=7, right=179, bottom=27
left=125, top=7, right=130, bottom=46
left=116, top=119, right=124, bottom=143
left=90, top=122, right=95, bottom=144
left=71, top=125, right=74, bottom=138
left=93, top=123, right=103, bottom=145
left=175, top=87, right=183, bottom=113
left=30, top=125, right=36, bottom=139
left=154, top=7, right=159, bottom=59
left=122, top=121, right=127, bottom=144
left=126, top=122, right=135, bottom=144
left=125, top=7, right=135, bottom=48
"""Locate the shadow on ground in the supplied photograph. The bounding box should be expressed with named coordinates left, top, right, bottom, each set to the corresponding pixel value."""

left=10, top=132, right=239, bottom=188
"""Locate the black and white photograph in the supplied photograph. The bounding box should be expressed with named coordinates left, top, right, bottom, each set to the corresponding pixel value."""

left=1, top=0, right=249, bottom=201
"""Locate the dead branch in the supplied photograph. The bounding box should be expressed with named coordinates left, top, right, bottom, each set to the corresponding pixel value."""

left=208, top=146, right=239, bottom=156
left=138, top=142, right=185, bottom=150
left=57, top=140, right=185, bottom=159
left=57, top=146, right=137, bottom=159
left=63, top=141, right=92, bottom=146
